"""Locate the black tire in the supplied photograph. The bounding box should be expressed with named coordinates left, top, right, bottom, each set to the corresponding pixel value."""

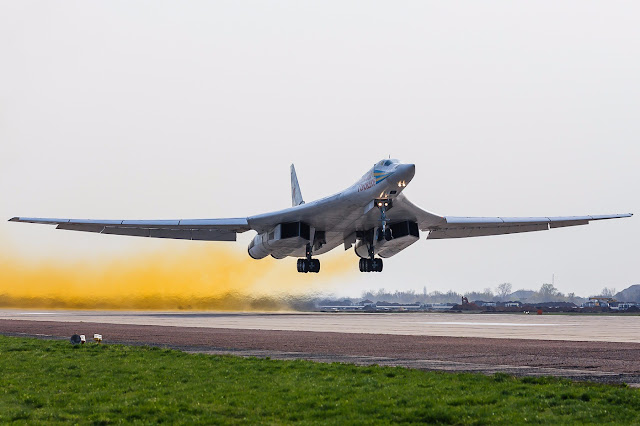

left=384, top=228, right=392, bottom=241
left=366, top=259, right=373, bottom=272
left=297, top=259, right=304, bottom=272
left=310, top=259, right=320, bottom=273
left=359, top=258, right=365, bottom=272
left=370, top=258, right=383, bottom=272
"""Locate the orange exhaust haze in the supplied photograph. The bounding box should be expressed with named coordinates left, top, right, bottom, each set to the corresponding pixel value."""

left=0, top=244, right=354, bottom=311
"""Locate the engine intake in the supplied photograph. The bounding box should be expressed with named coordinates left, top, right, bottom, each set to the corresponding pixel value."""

left=354, top=220, right=419, bottom=259
left=248, top=222, right=310, bottom=259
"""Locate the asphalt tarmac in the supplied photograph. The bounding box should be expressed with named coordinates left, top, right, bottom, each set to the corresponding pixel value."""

left=1, top=310, right=639, bottom=385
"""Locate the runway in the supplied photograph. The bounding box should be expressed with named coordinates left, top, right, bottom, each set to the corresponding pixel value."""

left=1, top=310, right=639, bottom=385
left=1, top=310, right=639, bottom=343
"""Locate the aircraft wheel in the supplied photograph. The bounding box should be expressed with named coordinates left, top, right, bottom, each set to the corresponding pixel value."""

left=297, top=259, right=309, bottom=273
left=384, top=228, right=392, bottom=241
left=371, top=258, right=381, bottom=272
left=359, top=258, right=385, bottom=273
left=310, top=259, right=320, bottom=273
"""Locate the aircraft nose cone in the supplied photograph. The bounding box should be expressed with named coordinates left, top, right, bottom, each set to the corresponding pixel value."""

left=399, top=163, right=415, bottom=180
left=393, top=163, right=415, bottom=188
left=406, top=164, right=415, bottom=176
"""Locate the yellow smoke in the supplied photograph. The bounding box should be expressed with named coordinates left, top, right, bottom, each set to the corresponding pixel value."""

left=0, top=244, right=355, bottom=311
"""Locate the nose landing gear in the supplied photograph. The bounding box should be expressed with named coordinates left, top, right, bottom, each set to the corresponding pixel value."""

left=378, top=226, right=392, bottom=242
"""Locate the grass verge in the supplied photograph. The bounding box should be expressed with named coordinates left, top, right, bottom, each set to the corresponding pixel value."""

left=0, top=335, right=639, bottom=424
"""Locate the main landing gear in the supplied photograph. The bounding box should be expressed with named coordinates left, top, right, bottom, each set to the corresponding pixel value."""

left=359, top=232, right=384, bottom=272
left=297, top=243, right=320, bottom=273
left=359, top=257, right=383, bottom=272
left=358, top=199, right=390, bottom=273
left=297, top=258, right=320, bottom=273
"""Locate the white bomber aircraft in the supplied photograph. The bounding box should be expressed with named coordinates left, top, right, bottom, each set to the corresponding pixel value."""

left=10, top=159, right=632, bottom=273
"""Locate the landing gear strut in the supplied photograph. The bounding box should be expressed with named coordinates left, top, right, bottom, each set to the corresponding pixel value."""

left=376, top=200, right=393, bottom=242
left=297, top=243, right=320, bottom=273
left=358, top=200, right=391, bottom=272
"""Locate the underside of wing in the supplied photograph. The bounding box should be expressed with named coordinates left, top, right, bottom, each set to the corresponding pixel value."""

left=426, top=214, right=633, bottom=239
left=9, top=217, right=251, bottom=241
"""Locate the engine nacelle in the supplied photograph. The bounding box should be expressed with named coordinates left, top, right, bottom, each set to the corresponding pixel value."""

left=248, top=232, right=271, bottom=259
left=355, top=221, right=419, bottom=259
left=248, top=222, right=310, bottom=260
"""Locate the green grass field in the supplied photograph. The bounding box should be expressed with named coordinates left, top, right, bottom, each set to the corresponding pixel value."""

left=1, top=335, right=639, bottom=424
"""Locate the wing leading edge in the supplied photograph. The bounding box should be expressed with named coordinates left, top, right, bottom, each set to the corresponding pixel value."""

left=8, top=217, right=251, bottom=241
left=425, top=213, right=633, bottom=239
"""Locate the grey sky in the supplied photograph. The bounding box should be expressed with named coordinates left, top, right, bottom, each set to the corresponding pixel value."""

left=1, top=1, right=638, bottom=297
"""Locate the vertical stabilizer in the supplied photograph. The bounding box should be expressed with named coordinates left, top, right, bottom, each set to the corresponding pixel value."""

left=290, top=164, right=305, bottom=207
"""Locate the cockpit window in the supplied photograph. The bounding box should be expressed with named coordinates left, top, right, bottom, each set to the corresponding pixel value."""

left=377, top=159, right=399, bottom=167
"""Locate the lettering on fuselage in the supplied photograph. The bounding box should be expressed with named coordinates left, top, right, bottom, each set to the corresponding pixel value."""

left=358, top=179, right=376, bottom=192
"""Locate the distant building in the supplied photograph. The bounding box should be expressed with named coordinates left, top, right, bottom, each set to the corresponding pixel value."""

left=475, top=301, right=496, bottom=307
left=317, top=305, right=364, bottom=311
left=375, top=302, right=422, bottom=311
left=532, top=302, right=577, bottom=309
left=423, top=303, right=455, bottom=311
left=610, top=302, right=638, bottom=311
left=503, top=301, right=521, bottom=308
left=584, top=297, right=616, bottom=308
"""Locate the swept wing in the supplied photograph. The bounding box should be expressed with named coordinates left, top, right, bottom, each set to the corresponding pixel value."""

left=9, top=217, right=250, bottom=241
left=423, top=213, right=632, bottom=239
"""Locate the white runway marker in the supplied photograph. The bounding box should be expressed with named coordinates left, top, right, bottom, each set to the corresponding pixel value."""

left=422, top=322, right=564, bottom=327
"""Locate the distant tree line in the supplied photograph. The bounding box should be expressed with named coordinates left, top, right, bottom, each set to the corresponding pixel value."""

left=352, top=283, right=638, bottom=305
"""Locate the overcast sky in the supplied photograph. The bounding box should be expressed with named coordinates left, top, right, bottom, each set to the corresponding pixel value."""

left=1, top=1, right=638, bottom=298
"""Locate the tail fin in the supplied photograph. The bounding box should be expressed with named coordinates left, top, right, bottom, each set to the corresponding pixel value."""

left=290, top=164, right=305, bottom=207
